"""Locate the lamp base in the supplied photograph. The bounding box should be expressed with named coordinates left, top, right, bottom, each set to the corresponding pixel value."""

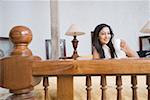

left=72, top=36, right=79, bottom=60
left=72, top=51, right=79, bottom=60
left=59, top=54, right=79, bottom=60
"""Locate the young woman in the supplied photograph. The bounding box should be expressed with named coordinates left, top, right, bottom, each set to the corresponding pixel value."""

left=92, top=23, right=139, bottom=59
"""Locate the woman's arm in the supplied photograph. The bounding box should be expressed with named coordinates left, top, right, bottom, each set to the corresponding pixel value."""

left=92, top=46, right=100, bottom=59
left=120, top=40, right=139, bottom=58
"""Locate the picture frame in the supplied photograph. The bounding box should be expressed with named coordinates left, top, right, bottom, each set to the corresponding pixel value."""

left=45, top=39, right=66, bottom=59
left=139, top=36, right=150, bottom=51
left=0, top=37, right=13, bottom=58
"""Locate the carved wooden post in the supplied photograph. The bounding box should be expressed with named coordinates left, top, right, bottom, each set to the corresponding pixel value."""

left=131, top=75, right=138, bottom=100
left=43, top=76, right=50, bottom=100
left=1, top=26, right=41, bottom=100
left=116, top=75, right=122, bottom=100
left=9, top=26, right=32, bottom=56
left=86, top=75, right=92, bottom=100
left=57, top=76, right=73, bottom=100
left=101, top=75, right=107, bottom=100
left=146, top=74, right=150, bottom=100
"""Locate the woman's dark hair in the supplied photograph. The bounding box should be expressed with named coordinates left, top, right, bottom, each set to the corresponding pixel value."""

left=92, top=23, right=117, bottom=58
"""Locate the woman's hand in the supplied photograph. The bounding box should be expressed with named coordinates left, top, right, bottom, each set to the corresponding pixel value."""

left=120, top=40, right=129, bottom=52
left=120, top=39, right=139, bottom=58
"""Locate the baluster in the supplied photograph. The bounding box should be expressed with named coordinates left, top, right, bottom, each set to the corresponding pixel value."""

left=116, top=75, right=122, bottom=100
left=131, top=75, right=138, bottom=100
left=101, top=75, right=107, bottom=100
left=86, top=75, right=92, bottom=100
left=43, top=76, right=50, bottom=100
left=146, top=74, right=150, bottom=100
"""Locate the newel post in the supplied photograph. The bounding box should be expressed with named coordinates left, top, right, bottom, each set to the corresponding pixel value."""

left=9, top=26, right=33, bottom=56
left=1, top=26, right=41, bottom=100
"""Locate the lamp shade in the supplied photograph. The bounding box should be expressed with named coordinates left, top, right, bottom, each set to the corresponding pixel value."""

left=140, top=20, right=150, bottom=33
left=65, top=24, right=85, bottom=36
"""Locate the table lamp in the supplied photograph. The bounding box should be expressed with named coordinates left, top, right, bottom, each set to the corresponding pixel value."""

left=65, top=24, right=85, bottom=59
left=140, top=20, right=150, bottom=34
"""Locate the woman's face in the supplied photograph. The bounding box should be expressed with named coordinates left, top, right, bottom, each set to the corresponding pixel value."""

left=98, top=27, right=111, bottom=45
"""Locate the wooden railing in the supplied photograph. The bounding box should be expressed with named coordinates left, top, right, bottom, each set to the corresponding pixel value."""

left=0, top=26, right=150, bottom=100
left=32, top=58, right=150, bottom=100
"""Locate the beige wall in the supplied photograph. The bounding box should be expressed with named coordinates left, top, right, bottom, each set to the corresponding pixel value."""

left=0, top=0, right=149, bottom=58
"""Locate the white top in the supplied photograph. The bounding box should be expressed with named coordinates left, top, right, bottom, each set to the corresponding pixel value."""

left=102, top=38, right=127, bottom=59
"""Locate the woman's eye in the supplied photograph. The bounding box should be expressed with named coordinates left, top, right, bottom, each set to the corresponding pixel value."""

left=100, top=33, right=105, bottom=35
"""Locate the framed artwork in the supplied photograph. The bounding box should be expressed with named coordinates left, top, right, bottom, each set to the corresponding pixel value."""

left=0, top=37, right=13, bottom=58
left=138, top=36, right=150, bottom=58
left=45, top=39, right=66, bottom=59
left=139, top=36, right=150, bottom=51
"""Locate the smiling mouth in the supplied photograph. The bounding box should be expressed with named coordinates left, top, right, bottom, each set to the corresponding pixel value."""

left=104, top=39, right=109, bottom=42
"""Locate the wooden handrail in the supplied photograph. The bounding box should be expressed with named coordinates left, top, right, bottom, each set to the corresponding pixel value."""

left=32, top=58, right=150, bottom=76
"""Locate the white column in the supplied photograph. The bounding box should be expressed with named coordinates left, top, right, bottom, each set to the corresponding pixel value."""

left=50, top=0, right=60, bottom=60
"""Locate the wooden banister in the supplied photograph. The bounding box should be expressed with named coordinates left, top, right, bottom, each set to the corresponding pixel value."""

left=0, top=26, right=150, bottom=100
left=32, top=59, right=150, bottom=76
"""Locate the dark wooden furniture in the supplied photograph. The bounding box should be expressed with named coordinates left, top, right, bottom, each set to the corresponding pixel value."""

left=0, top=37, right=9, bottom=40
left=137, top=50, right=150, bottom=57
left=138, top=36, right=150, bottom=57
left=0, top=37, right=11, bottom=57
left=139, top=36, right=150, bottom=51
left=45, top=39, right=66, bottom=59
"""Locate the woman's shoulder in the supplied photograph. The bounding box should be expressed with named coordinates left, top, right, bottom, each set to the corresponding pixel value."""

left=92, top=46, right=100, bottom=59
